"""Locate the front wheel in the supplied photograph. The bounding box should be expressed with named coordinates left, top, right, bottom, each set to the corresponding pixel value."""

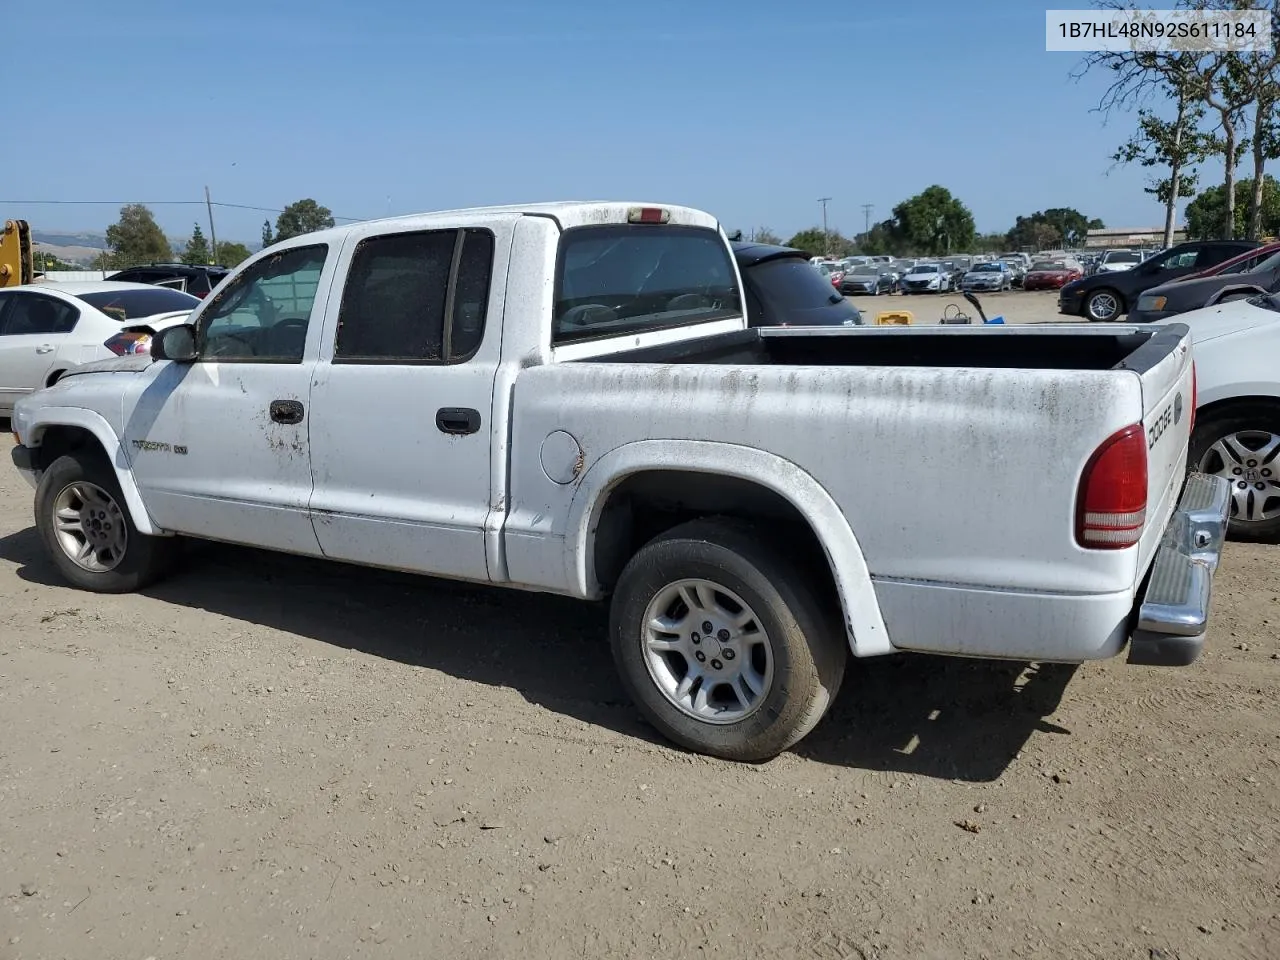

left=1085, top=288, right=1123, bottom=321
left=609, top=518, right=846, bottom=762
left=35, top=453, right=179, bottom=592
left=1190, top=407, right=1280, bottom=542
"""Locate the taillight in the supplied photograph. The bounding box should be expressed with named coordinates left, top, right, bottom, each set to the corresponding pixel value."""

left=1076, top=424, right=1148, bottom=550
left=103, top=332, right=152, bottom=356
left=1189, top=362, right=1197, bottom=434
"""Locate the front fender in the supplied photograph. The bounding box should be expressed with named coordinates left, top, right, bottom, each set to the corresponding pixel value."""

left=565, top=439, right=892, bottom=657
left=15, top=405, right=164, bottom=536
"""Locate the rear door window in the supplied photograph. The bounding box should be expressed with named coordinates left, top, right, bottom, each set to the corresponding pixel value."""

left=554, top=225, right=741, bottom=344
left=745, top=257, right=861, bottom=327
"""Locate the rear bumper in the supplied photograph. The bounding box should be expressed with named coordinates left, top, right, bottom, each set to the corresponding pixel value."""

left=1127, top=472, right=1231, bottom=666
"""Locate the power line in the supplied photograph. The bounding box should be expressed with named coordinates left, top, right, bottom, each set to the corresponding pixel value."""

left=0, top=198, right=368, bottom=223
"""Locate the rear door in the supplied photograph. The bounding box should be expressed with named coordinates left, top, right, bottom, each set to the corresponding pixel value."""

left=0, top=291, right=79, bottom=409
left=305, top=222, right=506, bottom=581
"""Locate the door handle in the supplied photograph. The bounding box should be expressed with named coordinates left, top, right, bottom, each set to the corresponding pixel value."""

left=435, top=407, right=481, bottom=435
left=269, top=399, right=305, bottom=425
left=35, top=345, right=54, bottom=355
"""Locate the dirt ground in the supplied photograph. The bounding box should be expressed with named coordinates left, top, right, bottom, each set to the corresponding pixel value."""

left=848, top=288, right=1081, bottom=325
left=1, top=456, right=1277, bottom=960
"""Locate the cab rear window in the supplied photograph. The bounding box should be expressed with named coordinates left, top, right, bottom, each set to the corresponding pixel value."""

left=553, top=225, right=741, bottom=345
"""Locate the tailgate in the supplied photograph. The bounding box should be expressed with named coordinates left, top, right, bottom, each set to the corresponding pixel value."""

left=1127, top=323, right=1195, bottom=581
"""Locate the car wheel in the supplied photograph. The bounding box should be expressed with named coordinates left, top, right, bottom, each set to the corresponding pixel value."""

left=1190, top=406, right=1280, bottom=542
left=35, top=453, right=179, bottom=592
left=1085, top=289, right=1123, bottom=321
left=609, top=518, right=846, bottom=762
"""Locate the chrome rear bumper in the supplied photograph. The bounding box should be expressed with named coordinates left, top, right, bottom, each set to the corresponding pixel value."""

left=1127, top=473, right=1231, bottom=667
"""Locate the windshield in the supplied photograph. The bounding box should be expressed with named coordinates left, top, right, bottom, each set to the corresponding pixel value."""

left=971, top=263, right=1001, bottom=272
left=75, top=288, right=201, bottom=321
left=1030, top=261, right=1065, bottom=271
left=554, top=225, right=741, bottom=345
left=851, top=265, right=880, bottom=276
left=743, top=256, right=861, bottom=327
left=912, top=264, right=939, bottom=274
left=1105, top=251, right=1142, bottom=264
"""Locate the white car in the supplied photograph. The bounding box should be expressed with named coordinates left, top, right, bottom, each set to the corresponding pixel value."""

left=899, top=262, right=953, bottom=294
left=0, top=282, right=199, bottom=414
left=1160, top=294, right=1280, bottom=541
left=1097, top=250, right=1145, bottom=273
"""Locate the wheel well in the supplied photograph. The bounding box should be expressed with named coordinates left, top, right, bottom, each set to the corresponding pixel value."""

left=45, top=369, right=67, bottom=387
left=1195, top=395, right=1280, bottom=425
left=592, top=470, right=838, bottom=603
left=31, top=426, right=109, bottom=473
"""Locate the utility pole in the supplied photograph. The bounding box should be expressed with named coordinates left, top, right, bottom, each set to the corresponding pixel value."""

left=204, top=185, right=219, bottom=266
left=860, top=203, right=873, bottom=236
left=817, top=197, right=832, bottom=255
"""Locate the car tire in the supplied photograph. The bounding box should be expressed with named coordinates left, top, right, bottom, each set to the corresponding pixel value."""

left=1085, top=288, right=1123, bottom=321
left=35, top=453, right=179, bottom=592
left=609, top=517, right=846, bottom=762
left=1189, top=405, right=1280, bottom=543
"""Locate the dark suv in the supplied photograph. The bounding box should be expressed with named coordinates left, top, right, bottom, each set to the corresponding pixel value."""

left=107, top=263, right=230, bottom=299
left=1057, top=240, right=1259, bottom=322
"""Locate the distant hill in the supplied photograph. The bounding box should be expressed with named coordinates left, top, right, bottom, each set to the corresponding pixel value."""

left=31, top=229, right=257, bottom=267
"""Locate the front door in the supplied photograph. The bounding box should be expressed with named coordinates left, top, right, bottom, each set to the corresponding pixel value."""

left=306, top=223, right=504, bottom=581
left=120, top=243, right=337, bottom=556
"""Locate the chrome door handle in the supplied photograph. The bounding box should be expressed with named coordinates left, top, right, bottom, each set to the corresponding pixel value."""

left=35, top=345, right=54, bottom=355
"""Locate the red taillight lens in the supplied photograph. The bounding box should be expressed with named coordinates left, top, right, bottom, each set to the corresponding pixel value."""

left=103, top=332, right=152, bottom=356
left=1076, top=423, right=1148, bottom=550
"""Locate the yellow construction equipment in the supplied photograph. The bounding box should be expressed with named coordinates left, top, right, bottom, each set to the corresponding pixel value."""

left=0, top=219, right=33, bottom=287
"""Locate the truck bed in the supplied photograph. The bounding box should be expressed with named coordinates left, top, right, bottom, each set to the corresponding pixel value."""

left=584, top=323, right=1184, bottom=374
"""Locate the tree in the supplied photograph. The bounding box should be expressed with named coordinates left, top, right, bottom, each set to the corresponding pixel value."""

left=104, top=203, right=171, bottom=267
left=1112, top=99, right=1208, bottom=248
left=855, top=220, right=900, bottom=256
left=33, top=251, right=80, bottom=271
left=1007, top=209, right=1103, bottom=250
left=785, top=228, right=855, bottom=258
left=181, top=223, right=211, bottom=266
left=887, top=186, right=976, bottom=256
left=1185, top=176, right=1280, bottom=239
left=261, top=219, right=275, bottom=250
left=275, top=199, right=335, bottom=241
left=214, top=241, right=252, bottom=267
left=751, top=227, right=783, bottom=244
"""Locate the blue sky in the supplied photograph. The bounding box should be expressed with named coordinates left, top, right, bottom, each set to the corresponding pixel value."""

left=8, top=0, right=1197, bottom=244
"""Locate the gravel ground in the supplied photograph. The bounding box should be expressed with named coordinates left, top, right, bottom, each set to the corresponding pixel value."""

left=1, top=448, right=1277, bottom=959
left=847, top=288, right=1082, bottom=325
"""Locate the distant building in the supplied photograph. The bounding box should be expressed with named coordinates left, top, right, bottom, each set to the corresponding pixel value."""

left=1085, top=226, right=1186, bottom=249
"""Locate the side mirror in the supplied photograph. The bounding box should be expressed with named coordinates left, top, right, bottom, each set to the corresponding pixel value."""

left=151, top=324, right=198, bottom=363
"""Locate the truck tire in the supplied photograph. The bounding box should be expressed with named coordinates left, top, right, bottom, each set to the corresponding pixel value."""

left=609, top=518, right=846, bottom=762
left=1189, top=405, right=1280, bottom=542
left=35, top=453, right=178, bottom=592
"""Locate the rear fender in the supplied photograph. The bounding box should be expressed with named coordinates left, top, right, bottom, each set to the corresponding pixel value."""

left=19, top=406, right=164, bottom=536
left=566, top=439, right=892, bottom=657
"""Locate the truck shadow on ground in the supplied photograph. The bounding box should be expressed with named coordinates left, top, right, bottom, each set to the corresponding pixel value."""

left=2, top=529, right=1075, bottom=782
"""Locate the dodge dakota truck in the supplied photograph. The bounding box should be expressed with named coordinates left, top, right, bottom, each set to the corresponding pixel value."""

left=10, top=201, right=1230, bottom=762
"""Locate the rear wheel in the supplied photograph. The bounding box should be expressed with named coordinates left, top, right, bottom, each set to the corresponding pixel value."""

left=609, top=518, right=846, bottom=762
left=35, top=453, right=179, bottom=592
left=1190, top=407, right=1280, bottom=542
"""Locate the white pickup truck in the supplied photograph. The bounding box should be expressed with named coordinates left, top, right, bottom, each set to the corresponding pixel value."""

left=10, top=201, right=1230, bottom=762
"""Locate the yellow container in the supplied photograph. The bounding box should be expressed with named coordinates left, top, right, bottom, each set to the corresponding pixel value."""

left=874, top=310, right=913, bottom=326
